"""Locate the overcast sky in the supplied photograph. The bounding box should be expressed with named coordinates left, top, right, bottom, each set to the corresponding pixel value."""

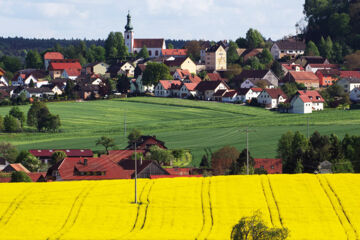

left=0, top=0, right=305, bottom=41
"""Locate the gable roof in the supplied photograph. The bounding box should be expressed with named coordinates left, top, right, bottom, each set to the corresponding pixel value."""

left=44, top=52, right=64, bottom=60
left=274, top=40, right=306, bottom=51
left=289, top=71, right=319, bottom=81
left=4, top=163, right=30, bottom=173
left=263, top=88, right=287, bottom=99
left=134, top=39, right=165, bottom=48
left=183, top=82, right=198, bottom=91
left=307, top=63, right=339, bottom=69
left=297, top=90, right=324, bottom=103
left=282, top=63, right=304, bottom=71
left=162, top=49, right=187, bottom=56
left=48, top=59, right=82, bottom=71
left=126, top=135, right=167, bottom=150
left=159, top=80, right=182, bottom=90
left=206, top=41, right=227, bottom=52
left=196, top=80, right=229, bottom=92
left=175, top=69, right=191, bottom=79
left=316, top=69, right=340, bottom=77
left=340, top=71, right=360, bottom=79
left=254, top=158, right=282, bottom=174
left=29, top=149, right=93, bottom=158
left=207, top=73, right=224, bottom=81
left=164, top=57, right=189, bottom=67
left=213, top=89, right=228, bottom=97
left=0, top=67, right=6, bottom=75
left=24, top=87, right=53, bottom=94
left=251, top=87, right=263, bottom=92
left=241, top=48, right=263, bottom=62
left=223, top=90, right=237, bottom=98
left=300, top=56, right=327, bottom=64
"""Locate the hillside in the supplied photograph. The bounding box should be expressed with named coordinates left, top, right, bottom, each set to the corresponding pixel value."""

left=0, top=174, right=359, bottom=239
left=0, top=97, right=359, bottom=165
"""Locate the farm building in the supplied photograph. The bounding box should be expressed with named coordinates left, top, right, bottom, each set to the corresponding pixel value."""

left=290, top=90, right=324, bottom=114
left=29, top=149, right=93, bottom=164
left=257, top=88, right=287, bottom=109
left=254, top=158, right=282, bottom=174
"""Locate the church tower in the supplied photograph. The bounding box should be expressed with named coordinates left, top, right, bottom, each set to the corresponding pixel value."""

left=124, top=11, right=134, bottom=54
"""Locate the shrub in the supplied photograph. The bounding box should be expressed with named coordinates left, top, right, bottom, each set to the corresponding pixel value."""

left=10, top=171, right=32, bottom=182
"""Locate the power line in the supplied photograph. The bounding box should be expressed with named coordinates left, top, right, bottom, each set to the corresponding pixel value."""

left=240, top=127, right=256, bottom=175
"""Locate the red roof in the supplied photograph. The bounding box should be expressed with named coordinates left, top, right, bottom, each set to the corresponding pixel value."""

left=159, top=80, right=182, bottom=90
left=150, top=175, right=202, bottom=179
left=29, top=149, right=93, bottom=158
left=65, top=68, right=81, bottom=77
left=8, top=163, right=30, bottom=173
left=207, top=73, right=223, bottom=81
left=183, top=83, right=198, bottom=91
left=48, top=59, right=82, bottom=72
left=282, top=63, right=304, bottom=71
left=250, top=87, right=263, bottom=92
left=0, top=67, right=5, bottom=75
left=165, top=168, right=193, bottom=176
left=263, top=88, right=287, bottom=99
left=297, top=90, right=324, bottom=103
left=27, top=172, right=46, bottom=182
left=162, top=49, right=187, bottom=56
left=223, top=90, right=237, bottom=98
left=44, top=52, right=64, bottom=60
left=134, top=39, right=165, bottom=48
left=254, top=158, right=282, bottom=174
left=340, top=71, right=360, bottom=79
left=101, top=150, right=145, bottom=164
left=175, top=69, right=191, bottom=79
left=289, top=72, right=319, bottom=82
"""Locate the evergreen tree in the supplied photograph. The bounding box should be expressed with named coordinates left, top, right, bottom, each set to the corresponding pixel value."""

left=227, top=41, right=239, bottom=64
left=305, top=41, right=320, bottom=56
left=271, top=60, right=284, bottom=79
left=259, top=48, right=273, bottom=66
left=64, top=79, right=76, bottom=99
left=116, top=74, right=130, bottom=93
left=9, top=106, right=25, bottom=127
left=25, top=49, right=43, bottom=69
left=167, top=43, right=174, bottom=49
left=246, top=28, right=265, bottom=49
left=137, top=45, right=150, bottom=59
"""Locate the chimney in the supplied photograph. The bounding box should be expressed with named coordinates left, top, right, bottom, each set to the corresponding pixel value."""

left=84, top=159, right=88, bottom=166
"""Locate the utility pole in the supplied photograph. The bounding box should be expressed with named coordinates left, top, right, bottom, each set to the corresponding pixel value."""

left=134, top=142, right=137, bottom=204
left=241, top=127, right=256, bottom=175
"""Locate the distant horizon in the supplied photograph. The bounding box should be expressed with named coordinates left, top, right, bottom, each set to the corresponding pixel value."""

left=0, top=0, right=305, bottom=42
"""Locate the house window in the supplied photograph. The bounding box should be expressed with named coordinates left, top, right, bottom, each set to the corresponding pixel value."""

left=148, top=50, right=152, bottom=56
left=127, top=35, right=129, bottom=39
left=155, top=50, right=159, bottom=56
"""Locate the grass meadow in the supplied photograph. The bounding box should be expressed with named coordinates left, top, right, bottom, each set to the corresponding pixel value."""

left=0, top=97, right=359, bottom=166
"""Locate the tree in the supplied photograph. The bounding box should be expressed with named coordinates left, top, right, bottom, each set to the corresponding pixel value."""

left=305, top=41, right=320, bottom=56
left=117, top=74, right=130, bottom=93
left=36, top=107, right=61, bottom=132
left=9, top=106, right=25, bottom=127
left=200, top=148, right=212, bottom=168
left=27, top=102, right=47, bottom=127
left=185, top=40, right=201, bottom=62
left=271, top=61, right=284, bottom=79
left=332, top=42, right=343, bottom=63
left=105, top=32, right=128, bottom=61
left=137, top=45, right=150, bottom=59
left=167, top=43, right=174, bottom=49
left=142, top=62, right=172, bottom=86
left=318, top=36, right=334, bottom=60
left=128, top=128, right=142, bottom=146
left=0, top=142, right=18, bottom=163
left=246, top=29, right=265, bottom=49
left=332, top=159, right=354, bottom=173
left=259, top=48, right=273, bottom=67
left=229, top=149, right=255, bottom=175
left=0, top=55, right=22, bottom=73
left=211, top=146, right=240, bottom=175
left=227, top=41, right=239, bottom=64
left=15, top=150, right=41, bottom=172
left=148, top=145, right=174, bottom=165
left=344, top=50, right=360, bottom=70
left=25, top=49, right=43, bottom=69
left=50, top=151, right=67, bottom=166
left=235, top=37, right=248, bottom=49
left=0, top=116, right=4, bottom=131
left=96, top=136, right=115, bottom=155
left=231, top=211, right=289, bottom=240
left=64, top=79, right=76, bottom=99
left=4, top=115, right=21, bottom=132
left=10, top=171, right=32, bottom=182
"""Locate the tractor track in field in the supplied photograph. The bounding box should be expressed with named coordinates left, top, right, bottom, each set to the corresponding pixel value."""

left=267, top=176, right=284, bottom=227
left=205, top=178, right=214, bottom=240
left=49, top=183, right=97, bottom=240
left=130, top=182, right=151, bottom=232
left=0, top=187, right=33, bottom=227
left=196, top=178, right=206, bottom=240
left=261, top=177, right=274, bottom=227
left=317, top=176, right=358, bottom=240
left=140, top=182, right=154, bottom=230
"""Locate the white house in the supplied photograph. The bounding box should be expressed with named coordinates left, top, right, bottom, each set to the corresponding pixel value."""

left=0, top=76, right=8, bottom=87
left=222, top=90, right=238, bottom=103
left=21, top=88, right=55, bottom=99
left=337, top=78, right=360, bottom=93
left=0, top=157, right=8, bottom=171
left=154, top=80, right=181, bottom=97
left=179, top=83, right=198, bottom=98
left=241, top=78, right=274, bottom=89
left=237, top=88, right=263, bottom=103
left=257, top=88, right=287, bottom=109
left=290, top=90, right=324, bottom=114
left=271, top=39, right=305, bottom=60
left=305, top=64, right=338, bottom=73
left=195, top=80, right=229, bottom=100
left=350, top=88, right=360, bottom=102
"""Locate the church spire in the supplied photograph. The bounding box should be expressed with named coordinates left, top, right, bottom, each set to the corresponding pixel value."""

left=125, top=10, right=133, bottom=31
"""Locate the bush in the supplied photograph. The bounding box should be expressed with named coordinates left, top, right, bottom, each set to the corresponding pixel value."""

left=4, top=115, right=21, bottom=132
left=10, top=171, right=32, bottom=182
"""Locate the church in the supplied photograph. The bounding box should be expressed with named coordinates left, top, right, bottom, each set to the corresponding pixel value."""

left=124, top=12, right=166, bottom=58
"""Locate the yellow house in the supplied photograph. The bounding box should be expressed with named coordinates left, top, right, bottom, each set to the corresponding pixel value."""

left=164, top=57, right=197, bottom=74
left=205, top=43, right=227, bottom=71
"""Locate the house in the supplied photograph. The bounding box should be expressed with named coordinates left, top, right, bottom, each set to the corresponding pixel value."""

left=11, top=69, right=48, bottom=87
left=222, top=90, right=238, bottom=103
left=107, top=62, right=135, bottom=78
left=162, top=49, right=187, bottom=57
left=206, top=72, right=226, bottom=82
left=154, top=80, right=182, bottom=97
left=233, top=70, right=279, bottom=89
left=0, top=157, right=8, bottom=171
left=315, top=69, right=340, bottom=87
left=339, top=71, right=360, bottom=79
left=305, top=63, right=339, bottom=73
left=296, top=56, right=329, bottom=67
left=84, top=62, right=109, bottom=75
left=130, top=77, right=154, bottom=94
left=0, top=172, right=47, bottom=182
left=237, top=88, right=262, bottom=103
left=179, top=83, right=198, bottom=98
left=350, top=88, right=360, bottom=102
left=0, top=67, right=5, bottom=77
left=254, top=158, right=282, bottom=174
left=21, top=87, right=54, bottom=99
left=0, top=76, right=8, bottom=87
left=240, top=48, right=263, bottom=62
left=44, top=52, right=64, bottom=70
left=76, top=84, right=101, bottom=99
left=124, top=12, right=165, bottom=58
left=337, top=78, right=360, bottom=93
left=29, top=149, right=93, bottom=164
left=290, top=90, right=324, bottom=114
left=2, top=163, right=30, bottom=173
left=317, top=161, right=332, bottom=174
left=195, top=80, right=229, bottom=100
left=282, top=71, right=320, bottom=89
left=164, top=57, right=197, bottom=74
left=257, top=88, right=287, bottom=108
left=0, top=86, right=18, bottom=98
left=212, top=89, right=228, bottom=101
left=48, top=59, right=82, bottom=80
left=126, top=135, right=167, bottom=150
left=173, top=69, right=201, bottom=84
left=271, top=39, right=306, bottom=60
left=205, top=42, right=227, bottom=71
left=240, top=78, right=274, bottom=89
left=281, top=63, right=304, bottom=74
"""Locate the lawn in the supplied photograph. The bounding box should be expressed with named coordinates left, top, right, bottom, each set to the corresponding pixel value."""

left=0, top=97, right=359, bottom=166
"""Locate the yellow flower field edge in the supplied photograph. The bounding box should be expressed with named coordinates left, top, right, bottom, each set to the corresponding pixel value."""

left=0, top=174, right=359, bottom=240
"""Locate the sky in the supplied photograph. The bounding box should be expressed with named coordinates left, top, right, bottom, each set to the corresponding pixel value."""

left=0, top=0, right=305, bottom=41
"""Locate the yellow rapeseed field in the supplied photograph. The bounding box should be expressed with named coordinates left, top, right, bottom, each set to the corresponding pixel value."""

left=0, top=174, right=359, bottom=240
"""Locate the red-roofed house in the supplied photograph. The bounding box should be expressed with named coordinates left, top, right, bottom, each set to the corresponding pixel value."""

left=315, top=69, right=340, bottom=87
left=44, top=52, right=64, bottom=70
left=340, top=71, right=360, bottom=79
left=2, top=163, right=30, bottom=173
left=237, top=88, right=263, bottom=103
left=257, top=88, right=287, bottom=108
left=162, top=49, right=187, bottom=57
left=48, top=59, right=82, bottom=79
left=173, top=69, right=191, bottom=81
left=281, top=63, right=304, bottom=74
left=254, top=158, right=282, bottom=174
left=222, top=90, right=238, bottom=102
left=305, top=63, right=339, bottom=73
left=179, top=82, right=198, bottom=98
left=154, top=80, right=182, bottom=97
left=282, top=71, right=320, bottom=89
left=0, top=172, right=46, bottom=182
left=126, top=136, right=167, bottom=151
left=206, top=72, right=225, bottom=81
left=29, top=149, right=93, bottom=164
left=195, top=80, right=229, bottom=100
left=290, top=90, right=324, bottom=114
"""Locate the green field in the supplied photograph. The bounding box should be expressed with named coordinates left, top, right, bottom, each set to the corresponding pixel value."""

left=0, top=97, right=359, bottom=166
